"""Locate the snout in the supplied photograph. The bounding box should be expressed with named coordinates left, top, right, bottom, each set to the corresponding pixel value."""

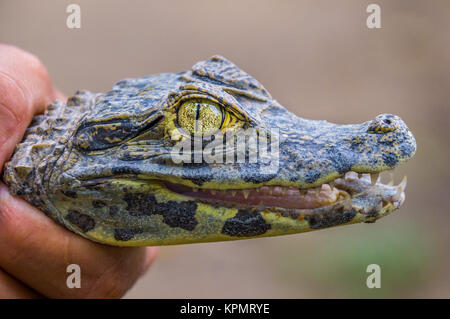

left=367, top=114, right=406, bottom=134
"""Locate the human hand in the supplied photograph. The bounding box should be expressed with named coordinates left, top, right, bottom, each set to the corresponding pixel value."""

left=0, top=44, right=157, bottom=298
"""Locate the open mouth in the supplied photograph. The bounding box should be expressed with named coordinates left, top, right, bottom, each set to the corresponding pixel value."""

left=165, top=170, right=407, bottom=211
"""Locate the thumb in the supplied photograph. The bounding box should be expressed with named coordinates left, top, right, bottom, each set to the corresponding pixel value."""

left=0, top=44, right=62, bottom=168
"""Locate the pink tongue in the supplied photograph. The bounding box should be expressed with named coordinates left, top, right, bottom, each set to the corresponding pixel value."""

left=166, top=183, right=340, bottom=209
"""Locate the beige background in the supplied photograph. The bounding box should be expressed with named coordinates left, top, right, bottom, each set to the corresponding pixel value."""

left=0, top=0, right=449, bottom=298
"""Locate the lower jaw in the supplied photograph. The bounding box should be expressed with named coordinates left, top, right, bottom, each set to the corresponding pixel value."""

left=68, top=171, right=406, bottom=246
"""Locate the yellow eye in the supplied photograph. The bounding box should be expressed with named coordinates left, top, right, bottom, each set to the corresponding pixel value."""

left=177, top=99, right=235, bottom=135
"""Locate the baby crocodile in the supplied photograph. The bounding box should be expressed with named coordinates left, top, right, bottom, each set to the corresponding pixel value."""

left=3, top=56, right=416, bottom=246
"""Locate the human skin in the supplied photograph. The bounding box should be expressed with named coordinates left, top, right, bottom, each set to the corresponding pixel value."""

left=0, top=44, right=158, bottom=298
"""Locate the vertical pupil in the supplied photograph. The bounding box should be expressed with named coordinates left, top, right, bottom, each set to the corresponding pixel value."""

left=194, top=103, right=201, bottom=133
left=178, top=100, right=224, bottom=135
left=195, top=103, right=201, bottom=120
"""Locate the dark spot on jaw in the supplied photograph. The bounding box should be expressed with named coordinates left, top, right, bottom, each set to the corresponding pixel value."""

left=123, top=193, right=198, bottom=231
left=66, top=210, right=96, bottom=232
left=364, top=204, right=381, bottom=222
left=382, top=152, right=398, bottom=167
left=160, top=202, right=198, bottom=230
left=222, top=210, right=271, bottom=237
left=185, top=176, right=212, bottom=187
left=305, top=207, right=357, bottom=229
left=365, top=208, right=380, bottom=219
left=114, top=228, right=143, bottom=241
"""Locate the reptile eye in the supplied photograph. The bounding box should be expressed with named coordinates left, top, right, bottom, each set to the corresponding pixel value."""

left=177, top=99, right=235, bottom=135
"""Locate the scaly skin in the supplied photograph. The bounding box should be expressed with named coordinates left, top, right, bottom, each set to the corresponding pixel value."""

left=3, top=56, right=416, bottom=246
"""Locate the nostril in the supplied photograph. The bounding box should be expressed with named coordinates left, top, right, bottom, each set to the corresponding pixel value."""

left=367, top=114, right=399, bottom=134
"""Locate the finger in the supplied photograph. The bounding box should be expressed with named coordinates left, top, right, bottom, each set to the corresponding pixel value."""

left=53, top=88, right=67, bottom=102
left=0, top=183, right=155, bottom=298
left=142, top=247, right=159, bottom=276
left=0, top=268, right=43, bottom=298
left=0, top=44, right=60, bottom=167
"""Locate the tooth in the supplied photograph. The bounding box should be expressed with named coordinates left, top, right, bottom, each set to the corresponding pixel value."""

left=210, top=190, right=216, bottom=195
left=231, top=190, right=237, bottom=197
left=329, top=181, right=335, bottom=190
left=268, top=187, right=273, bottom=195
left=389, top=171, right=395, bottom=185
left=261, top=186, right=272, bottom=195
left=281, top=188, right=287, bottom=196
left=345, top=171, right=358, bottom=180
left=391, top=191, right=401, bottom=202
left=370, top=173, right=379, bottom=185
left=400, top=192, right=405, bottom=203
left=315, top=187, right=320, bottom=198
left=398, top=176, right=407, bottom=191
left=273, top=186, right=283, bottom=196
left=243, top=189, right=250, bottom=199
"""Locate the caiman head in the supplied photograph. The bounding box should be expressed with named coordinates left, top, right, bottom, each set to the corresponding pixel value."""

left=3, top=55, right=417, bottom=246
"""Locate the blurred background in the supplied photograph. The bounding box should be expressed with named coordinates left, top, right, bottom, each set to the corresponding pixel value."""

left=0, top=0, right=448, bottom=298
